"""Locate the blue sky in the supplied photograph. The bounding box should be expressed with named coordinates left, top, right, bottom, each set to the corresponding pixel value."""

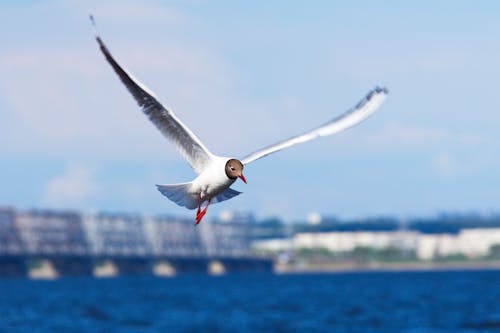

left=1, top=1, right=500, bottom=221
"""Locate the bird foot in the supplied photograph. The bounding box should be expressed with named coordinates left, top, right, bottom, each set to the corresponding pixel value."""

left=195, top=210, right=207, bottom=225
left=195, top=198, right=210, bottom=225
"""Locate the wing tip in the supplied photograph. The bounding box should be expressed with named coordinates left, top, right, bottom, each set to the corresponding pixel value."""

left=89, top=14, right=97, bottom=35
left=89, top=13, right=103, bottom=44
left=356, top=85, right=388, bottom=110
left=373, top=85, right=389, bottom=95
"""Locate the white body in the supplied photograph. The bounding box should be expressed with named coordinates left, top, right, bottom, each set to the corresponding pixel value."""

left=156, top=156, right=241, bottom=210
left=191, top=157, right=236, bottom=200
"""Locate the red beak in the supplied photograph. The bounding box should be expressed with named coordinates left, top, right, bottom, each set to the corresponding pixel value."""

left=239, top=174, right=247, bottom=184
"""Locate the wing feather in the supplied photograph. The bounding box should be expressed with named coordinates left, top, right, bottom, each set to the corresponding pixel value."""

left=241, top=87, right=388, bottom=165
left=212, top=187, right=242, bottom=204
left=93, top=28, right=214, bottom=174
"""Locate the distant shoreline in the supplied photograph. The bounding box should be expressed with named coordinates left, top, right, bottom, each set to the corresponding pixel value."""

left=275, top=260, right=500, bottom=274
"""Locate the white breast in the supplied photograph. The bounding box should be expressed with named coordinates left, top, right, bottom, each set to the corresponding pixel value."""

left=190, top=157, right=236, bottom=200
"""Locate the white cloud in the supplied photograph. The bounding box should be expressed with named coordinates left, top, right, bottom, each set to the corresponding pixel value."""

left=42, top=164, right=101, bottom=208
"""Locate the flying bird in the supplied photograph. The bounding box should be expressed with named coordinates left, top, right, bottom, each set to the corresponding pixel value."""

left=90, top=16, right=388, bottom=224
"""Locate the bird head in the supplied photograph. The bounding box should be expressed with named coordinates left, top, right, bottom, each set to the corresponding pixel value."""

left=225, top=159, right=247, bottom=184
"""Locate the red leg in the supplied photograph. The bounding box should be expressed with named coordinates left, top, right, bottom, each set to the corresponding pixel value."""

left=196, top=194, right=202, bottom=216
left=195, top=198, right=211, bottom=225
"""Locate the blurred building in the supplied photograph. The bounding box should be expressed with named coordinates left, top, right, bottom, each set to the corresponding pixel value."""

left=255, top=228, right=500, bottom=260
left=0, top=207, right=24, bottom=254
left=416, top=228, right=500, bottom=259
left=218, top=210, right=256, bottom=224
left=199, top=220, right=250, bottom=257
left=83, top=213, right=152, bottom=256
left=145, top=215, right=204, bottom=257
left=14, top=209, right=88, bottom=255
left=6, top=205, right=500, bottom=261
left=1, top=207, right=255, bottom=258
left=293, top=231, right=419, bottom=253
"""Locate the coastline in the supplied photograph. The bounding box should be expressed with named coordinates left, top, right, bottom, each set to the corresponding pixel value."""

left=274, top=260, right=500, bottom=274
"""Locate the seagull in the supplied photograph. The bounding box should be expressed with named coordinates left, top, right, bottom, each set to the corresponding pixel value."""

left=90, top=16, right=388, bottom=224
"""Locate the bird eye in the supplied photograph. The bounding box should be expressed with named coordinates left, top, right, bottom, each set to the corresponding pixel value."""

left=230, top=167, right=235, bottom=171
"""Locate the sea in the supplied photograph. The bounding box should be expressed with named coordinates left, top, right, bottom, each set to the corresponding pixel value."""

left=0, top=270, right=499, bottom=333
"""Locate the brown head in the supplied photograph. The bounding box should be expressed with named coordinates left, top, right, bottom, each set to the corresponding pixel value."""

left=225, top=159, right=247, bottom=184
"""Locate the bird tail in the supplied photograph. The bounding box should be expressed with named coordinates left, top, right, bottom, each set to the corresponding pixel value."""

left=156, top=182, right=198, bottom=209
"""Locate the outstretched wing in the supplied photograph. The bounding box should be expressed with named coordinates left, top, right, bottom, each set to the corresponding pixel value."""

left=241, top=87, right=388, bottom=165
left=91, top=16, right=214, bottom=174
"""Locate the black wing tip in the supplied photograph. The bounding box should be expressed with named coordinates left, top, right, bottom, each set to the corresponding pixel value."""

left=356, top=86, right=389, bottom=108
left=374, top=86, right=389, bottom=95
left=88, top=15, right=107, bottom=50
left=89, top=13, right=101, bottom=39
left=89, top=14, right=96, bottom=31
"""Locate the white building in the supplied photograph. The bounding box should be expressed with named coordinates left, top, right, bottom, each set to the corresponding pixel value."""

left=457, top=228, right=500, bottom=258
left=144, top=216, right=204, bottom=257
left=293, top=231, right=419, bottom=253
left=253, top=228, right=500, bottom=260
left=15, top=210, right=88, bottom=255
left=0, top=207, right=24, bottom=254
left=199, top=221, right=250, bottom=257
left=83, top=213, right=152, bottom=256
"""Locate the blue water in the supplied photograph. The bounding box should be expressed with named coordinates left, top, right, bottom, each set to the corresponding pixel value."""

left=0, top=270, right=499, bottom=332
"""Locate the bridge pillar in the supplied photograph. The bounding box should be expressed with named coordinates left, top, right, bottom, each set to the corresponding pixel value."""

left=93, top=259, right=119, bottom=278
left=208, top=260, right=226, bottom=275
left=28, top=259, right=59, bottom=280
left=153, top=260, right=176, bottom=277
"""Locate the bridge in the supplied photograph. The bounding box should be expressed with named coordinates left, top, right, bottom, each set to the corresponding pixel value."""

left=0, top=207, right=273, bottom=278
left=0, top=254, right=273, bottom=278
